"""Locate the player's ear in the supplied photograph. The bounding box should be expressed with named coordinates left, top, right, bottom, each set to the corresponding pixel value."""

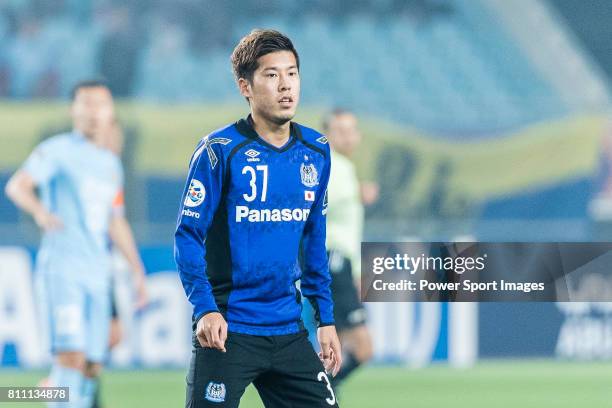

left=237, top=78, right=251, bottom=100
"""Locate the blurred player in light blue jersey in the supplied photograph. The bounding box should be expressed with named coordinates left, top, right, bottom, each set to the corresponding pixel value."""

left=5, top=80, right=147, bottom=408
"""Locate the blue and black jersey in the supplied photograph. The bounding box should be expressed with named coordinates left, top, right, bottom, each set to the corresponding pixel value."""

left=174, top=115, right=334, bottom=336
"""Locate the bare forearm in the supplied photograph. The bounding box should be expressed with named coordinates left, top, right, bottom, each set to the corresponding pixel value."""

left=109, top=215, right=148, bottom=308
left=109, top=216, right=144, bottom=275
left=5, top=171, right=46, bottom=218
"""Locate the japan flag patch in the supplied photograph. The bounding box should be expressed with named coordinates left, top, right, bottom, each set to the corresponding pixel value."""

left=305, top=191, right=315, bottom=201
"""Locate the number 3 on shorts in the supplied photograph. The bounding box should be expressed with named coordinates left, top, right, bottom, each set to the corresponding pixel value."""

left=317, top=371, right=336, bottom=406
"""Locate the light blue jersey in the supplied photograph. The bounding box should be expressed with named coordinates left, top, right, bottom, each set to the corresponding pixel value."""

left=23, top=131, right=123, bottom=362
left=23, top=131, right=123, bottom=287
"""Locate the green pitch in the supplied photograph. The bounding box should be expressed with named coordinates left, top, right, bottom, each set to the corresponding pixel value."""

left=1, top=361, right=611, bottom=407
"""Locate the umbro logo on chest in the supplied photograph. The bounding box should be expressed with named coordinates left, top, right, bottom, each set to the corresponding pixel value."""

left=245, top=149, right=261, bottom=162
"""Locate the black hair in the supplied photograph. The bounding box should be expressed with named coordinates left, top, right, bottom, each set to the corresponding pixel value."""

left=70, top=79, right=110, bottom=100
left=322, top=107, right=352, bottom=132
left=231, top=29, right=299, bottom=82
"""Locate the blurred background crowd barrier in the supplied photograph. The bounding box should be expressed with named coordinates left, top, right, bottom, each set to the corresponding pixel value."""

left=1, top=0, right=612, bottom=368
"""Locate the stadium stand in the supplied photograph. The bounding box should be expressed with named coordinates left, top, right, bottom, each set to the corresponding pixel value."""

left=0, top=0, right=610, bottom=237
left=0, top=0, right=594, bottom=133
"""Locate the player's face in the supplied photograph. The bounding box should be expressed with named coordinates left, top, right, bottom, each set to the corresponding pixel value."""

left=327, top=113, right=361, bottom=156
left=241, top=51, right=300, bottom=125
left=71, top=87, right=115, bottom=143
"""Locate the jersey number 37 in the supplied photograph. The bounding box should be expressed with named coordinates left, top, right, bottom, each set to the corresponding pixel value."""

left=242, top=165, right=268, bottom=202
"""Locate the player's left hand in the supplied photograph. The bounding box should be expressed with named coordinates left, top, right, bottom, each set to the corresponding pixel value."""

left=133, top=271, right=148, bottom=310
left=317, top=325, right=342, bottom=377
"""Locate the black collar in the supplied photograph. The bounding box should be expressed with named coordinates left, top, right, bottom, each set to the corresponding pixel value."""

left=235, top=114, right=301, bottom=152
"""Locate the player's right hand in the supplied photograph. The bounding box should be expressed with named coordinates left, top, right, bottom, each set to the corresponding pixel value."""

left=317, top=325, right=342, bottom=377
left=34, top=210, right=63, bottom=231
left=196, top=312, right=227, bottom=352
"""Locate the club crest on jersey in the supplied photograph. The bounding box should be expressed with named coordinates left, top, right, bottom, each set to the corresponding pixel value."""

left=300, top=163, right=318, bottom=187
left=184, top=179, right=205, bottom=207
left=205, top=382, right=226, bottom=403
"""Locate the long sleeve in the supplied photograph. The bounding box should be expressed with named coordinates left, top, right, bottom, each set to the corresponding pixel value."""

left=174, top=138, right=225, bottom=322
left=301, top=148, right=335, bottom=326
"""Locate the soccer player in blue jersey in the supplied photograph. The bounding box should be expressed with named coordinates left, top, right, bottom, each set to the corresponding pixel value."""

left=175, top=29, right=342, bottom=407
left=5, top=80, right=147, bottom=408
